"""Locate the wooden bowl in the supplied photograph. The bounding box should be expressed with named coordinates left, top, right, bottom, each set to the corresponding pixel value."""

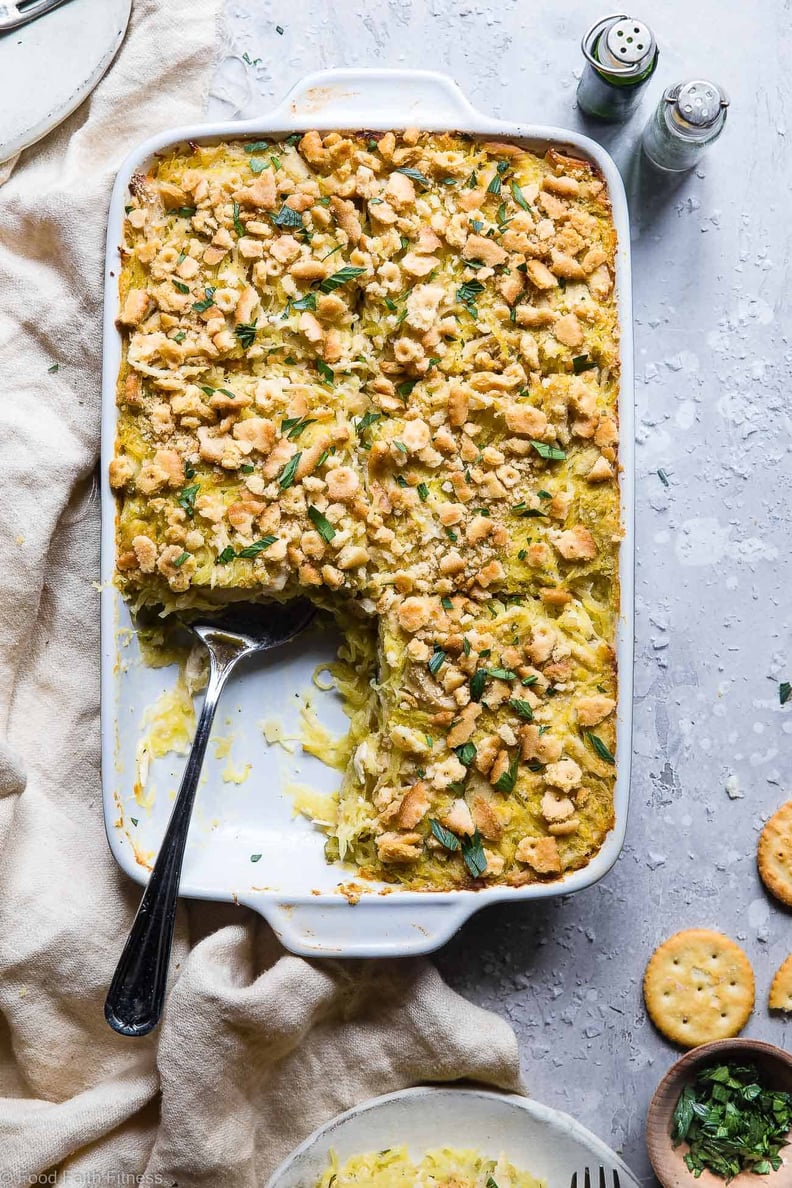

left=647, top=1039, right=792, bottom=1188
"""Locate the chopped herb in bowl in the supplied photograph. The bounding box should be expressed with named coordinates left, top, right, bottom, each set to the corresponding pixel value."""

left=672, top=1062, right=792, bottom=1181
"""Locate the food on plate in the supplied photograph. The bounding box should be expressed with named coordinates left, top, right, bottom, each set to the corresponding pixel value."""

left=316, top=1146, right=545, bottom=1188
left=643, top=929, right=755, bottom=1048
left=671, top=1061, right=792, bottom=1181
left=111, top=128, right=621, bottom=888
left=757, top=800, right=792, bottom=908
left=768, top=954, right=792, bottom=1012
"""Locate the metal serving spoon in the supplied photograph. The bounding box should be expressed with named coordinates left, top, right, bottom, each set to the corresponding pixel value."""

left=0, top=0, right=74, bottom=34
left=105, top=599, right=316, bottom=1038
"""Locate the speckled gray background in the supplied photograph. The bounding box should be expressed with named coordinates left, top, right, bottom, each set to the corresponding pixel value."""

left=212, top=3, right=792, bottom=1180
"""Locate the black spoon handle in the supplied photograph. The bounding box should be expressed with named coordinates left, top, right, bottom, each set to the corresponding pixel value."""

left=105, top=642, right=245, bottom=1037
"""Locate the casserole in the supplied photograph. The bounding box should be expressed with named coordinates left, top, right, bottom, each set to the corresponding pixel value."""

left=101, top=68, right=634, bottom=955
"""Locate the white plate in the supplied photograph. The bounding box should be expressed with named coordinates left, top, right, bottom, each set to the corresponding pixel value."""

left=266, top=1087, right=641, bottom=1188
left=100, top=69, right=635, bottom=958
left=0, top=0, right=131, bottom=164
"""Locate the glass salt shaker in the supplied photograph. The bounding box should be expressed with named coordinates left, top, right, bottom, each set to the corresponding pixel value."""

left=641, top=80, right=730, bottom=172
left=577, top=13, right=659, bottom=122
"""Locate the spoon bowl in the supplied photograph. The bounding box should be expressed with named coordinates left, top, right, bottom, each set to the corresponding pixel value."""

left=188, top=598, right=317, bottom=653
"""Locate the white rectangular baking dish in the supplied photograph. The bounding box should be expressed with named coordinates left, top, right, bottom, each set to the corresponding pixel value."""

left=100, top=68, right=634, bottom=958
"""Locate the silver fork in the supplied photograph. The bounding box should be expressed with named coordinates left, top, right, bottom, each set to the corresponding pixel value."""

left=0, top=0, right=74, bottom=34
left=105, top=598, right=316, bottom=1038
left=571, top=1169, right=622, bottom=1188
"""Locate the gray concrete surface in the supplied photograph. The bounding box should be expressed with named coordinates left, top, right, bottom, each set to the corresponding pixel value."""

left=213, top=3, right=792, bottom=1180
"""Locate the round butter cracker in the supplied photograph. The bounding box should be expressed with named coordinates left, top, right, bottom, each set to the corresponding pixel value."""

left=758, top=800, right=792, bottom=907
left=643, top=928, right=755, bottom=1048
left=769, top=954, right=792, bottom=1012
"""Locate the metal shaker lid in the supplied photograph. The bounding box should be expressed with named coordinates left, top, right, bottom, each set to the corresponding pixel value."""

left=581, top=13, right=657, bottom=77
left=666, top=80, right=729, bottom=128
left=603, top=17, right=654, bottom=66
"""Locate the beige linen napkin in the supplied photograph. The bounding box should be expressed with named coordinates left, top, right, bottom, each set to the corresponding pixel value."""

left=0, top=2, right=522, bottom=1183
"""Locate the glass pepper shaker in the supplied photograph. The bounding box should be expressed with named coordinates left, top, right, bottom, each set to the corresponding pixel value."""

left=641, top=80, right=730, bottom=171
left=577, top=13, right=659, bottom=122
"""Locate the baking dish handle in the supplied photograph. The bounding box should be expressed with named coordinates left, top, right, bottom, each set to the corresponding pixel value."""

left=244, top=895, right=473, bottom=958
left=257, top=68, right=490, bottom=130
